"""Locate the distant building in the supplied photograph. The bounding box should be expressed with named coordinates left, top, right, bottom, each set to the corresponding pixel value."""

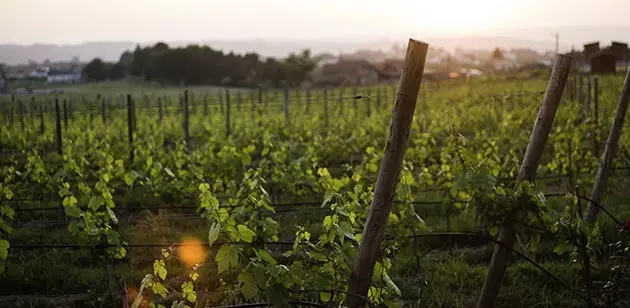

left=47, top=69, right=82, bottom=84
left=581, top=41, right=629, bottom=74
left=319, top=59, right=380, bottom=86
left=28, top=67, right=49, bottom=79
left=590, top=51, right=617, bottom=74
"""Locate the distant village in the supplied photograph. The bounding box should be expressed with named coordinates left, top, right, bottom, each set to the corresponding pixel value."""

left=1, top=40, right=629, bottom=93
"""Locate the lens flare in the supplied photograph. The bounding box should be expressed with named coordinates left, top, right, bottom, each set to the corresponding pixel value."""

left=177, top=237, right=207, bottom=266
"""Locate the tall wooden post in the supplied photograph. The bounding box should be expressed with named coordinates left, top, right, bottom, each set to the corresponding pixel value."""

left=323, top=88, right=329, bottom=130
left=306, top=87, right=311, bottom=114
left=225, top=89, right=231, bottom=137
left=63, top=99, right=68, bottom=130
left=477, top=54, right=572, bottom=308
left=283, top=88, right=290, bottom=123
left=55, top=97, right=63, bottom=155
left=593, top=77, right=600, bottom=157
left=345, top=39, right=429, bottom=308
left=183, top=90, right=191, bottom=153
left=585, top=66, right=630, bottom=222
left=127, top=94, right=134, bottom=162
left=39, top=100, right=45, bottom=135
left=18, top=99, right=24, bottom=131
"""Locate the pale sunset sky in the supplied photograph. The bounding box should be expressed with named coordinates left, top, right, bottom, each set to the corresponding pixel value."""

left=2, top=0, right=630, bottom=44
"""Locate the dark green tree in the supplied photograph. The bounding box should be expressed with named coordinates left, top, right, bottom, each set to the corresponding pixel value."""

left=83, top=58, right=108, bottom=81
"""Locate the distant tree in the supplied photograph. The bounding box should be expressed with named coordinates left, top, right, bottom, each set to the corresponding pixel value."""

left=83, top=58, right=108, bottom=81
left=27, top=59, right=38, bottom=68
left=0, top=64, right=7, bottom=91
left=108, top=62, right=125, bottom=80
left=71, top=56, right=80, bottom=64
left=43, top=59, right=51, bottom=66
left=117, top=51, right=134, bottom=76
left=492, top=47, right=504, bottom=60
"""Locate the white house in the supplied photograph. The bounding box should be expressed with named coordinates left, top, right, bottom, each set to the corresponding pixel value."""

left=47, top=70, right=82, bottom=84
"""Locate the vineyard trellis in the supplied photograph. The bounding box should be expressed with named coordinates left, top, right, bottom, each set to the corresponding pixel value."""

left=1, top=39, right=630, bottom=308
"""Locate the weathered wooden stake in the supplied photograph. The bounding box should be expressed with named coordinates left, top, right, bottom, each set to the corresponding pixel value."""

left=593, top=77, right=600, bottom=157
left=101, top=97, right=107, bottom=125
left=366, top=86, right=372, bottom=118
left=477, top=54, right=572, bottom=308
left=345, top=39, right=428, bottom=308
left=30, top=96, right=35, bottom=127
left=55, top=97, right=63, bottom=155
left=323, top=88, right=329, bottom=130
left=283, top=88, right=290, bottom=123
left=88, top=96, right=93, bottom=128
left=225, top=89, right=231, bottom=137
left=352, top=87, right=358, bottom=116
left=203, top=93, right=209, bottom=116
left=183, top=90, right=191, bottom=153
left=585, top=66, right=630, bottom=222
left=63, top=99, right=68, bottom=130
left=338, top=87, right=344, bottom=115
left=39, top=100, right=45, bottom=135
left=586, top=76, right=592, bottom=115
left=127, top=94, right=134, bottom=162
left=306, top=87, right=311, bottom=114
left=158, top=97, right=163, bottom=123
left=19, top=99, right=24, bottom=131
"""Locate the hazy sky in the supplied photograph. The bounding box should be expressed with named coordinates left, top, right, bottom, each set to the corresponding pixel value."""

left=3, top=0, right=630, bottom=44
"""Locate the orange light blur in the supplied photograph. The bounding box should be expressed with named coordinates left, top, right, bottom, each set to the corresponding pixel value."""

left=178, top=237, right=207, bottom=266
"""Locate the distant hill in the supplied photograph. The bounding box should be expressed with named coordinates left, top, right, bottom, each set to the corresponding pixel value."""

left=2, top=26, right=629, bottom=65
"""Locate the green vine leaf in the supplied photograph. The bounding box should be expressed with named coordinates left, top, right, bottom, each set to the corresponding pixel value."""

left=208, top=222, right=220, bottom=247
left=238, top=271, right=259, bottom=300
left=237, top=225, right=256, bottom=243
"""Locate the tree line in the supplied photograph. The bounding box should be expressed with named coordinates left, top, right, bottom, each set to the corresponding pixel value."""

left=83, top=42, right=316, bottom=87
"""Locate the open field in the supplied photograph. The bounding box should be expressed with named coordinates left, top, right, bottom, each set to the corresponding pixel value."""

left=1, top=72, right=630, bottom=307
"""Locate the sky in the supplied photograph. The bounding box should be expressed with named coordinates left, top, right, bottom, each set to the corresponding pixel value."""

left=2, top=0, right=630, bottom=44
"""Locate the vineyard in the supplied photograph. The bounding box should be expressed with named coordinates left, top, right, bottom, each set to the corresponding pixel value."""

left=1, top=46, right=630, bottom=307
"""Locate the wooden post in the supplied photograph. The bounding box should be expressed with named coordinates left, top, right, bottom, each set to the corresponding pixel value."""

left=352, top=86, right=358, bottom=116
left=593, top=77, right=600, bottom=157
left=366, top=86, right=372, bottom=118
left=249, top=91, right=256, bottom=121
left=132, top=95, right=137, bottom=132
left=283, top=87, right=290, bottom=123
left=584, top=66, right=630, bottom=222
left=203, top=93, right=209, bottom=116
left=183, top=90, right=191, bottom=153
left=158, top=97, right=163, bottom=123
left=323, top=88, right=329, bottom=130
left=586, top=76, right=592, bottom=115
left=101, top=96, right=107, bottom=125
left=121, top=279, right=129, bottom=308
left=127, top=94, right=134, bottom=162
left=578, top=75, right=585, bottom=116
left=30, top=96, right=35, bottom=127
left=225, top=89, right=231, bottom=137
left=477, top=54, right=572, bottom=308
left=190, top=91, right=196, bottom=115
left=55, top=97, right=63, bottom=155
left=345, top=39, right=429, bottom=308
left=338, top=87, right=344, bottom=115
left=376, top=87, right=382, bottom=110
left=63, top=99, right=68, bottom=130
left=19, top=99, right=24, bottom=131
left=39, top=100, right=44, bottom=135
left=306, top=87, right=311, bottom=114
left=88, top=96, right=93, bottom=128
